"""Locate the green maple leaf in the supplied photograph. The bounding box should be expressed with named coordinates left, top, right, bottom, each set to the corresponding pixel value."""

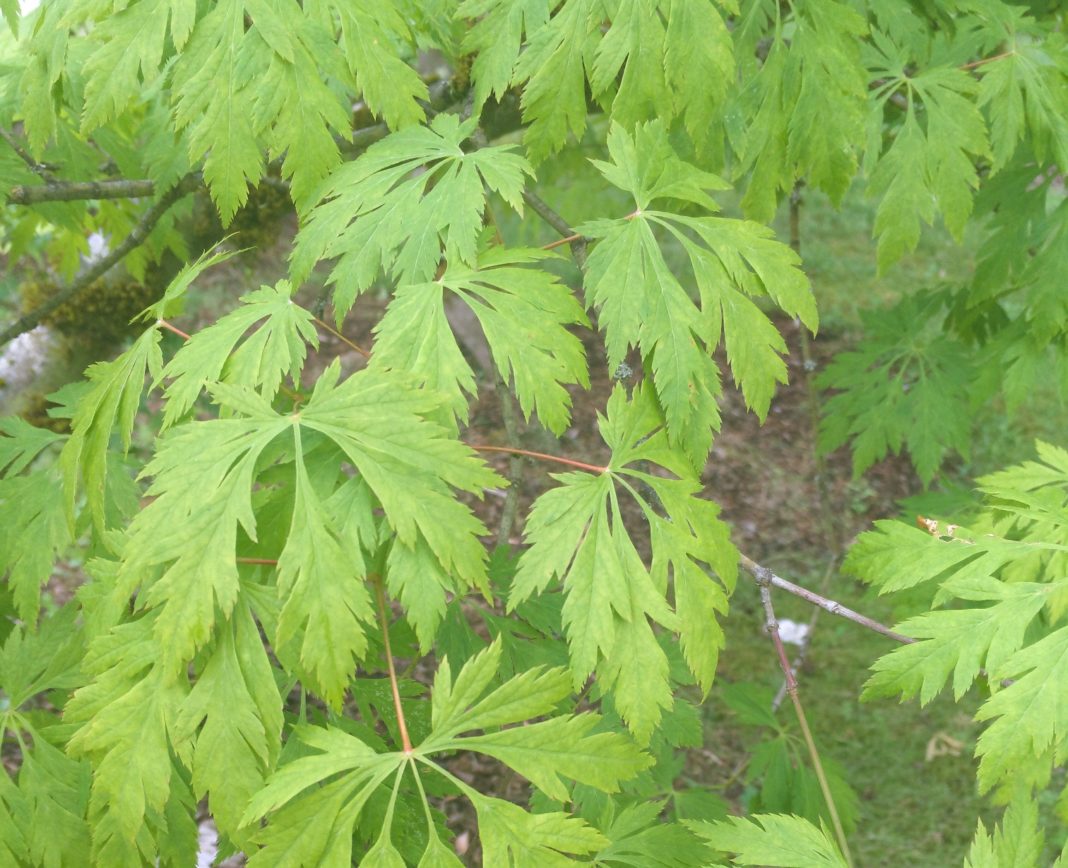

left=817, top=293, right=974, bottom=484
left=245, top=638, right=643, bottom=864
left=784, top=0, right=867, bottom=205
left=245, top=7, right=350, bottom=208
left=424, top=639, right=652, bottom=799
left=513, top=0, right=598, bottom=162
left=65, top=618, right=187, bottom=848
left=964, top=795, right=1044, bottom=868
left=475, top=796, right=607, bottom=865
left=135, top=365, right=498, bottom=696
left=976, top=13, right=1068, bottom=173
left=974, top=624, right=1068, bottom=793
left=18, top=732, right=93, bottom=867
left=0, top=416, right=64, bottom=478
left=688, top=813, right=848, bottom=867
left=867, top=53, right=990, bottom=268
left=328, top=0, right=428, bottom=129
left=156, top=280, right=318, bottom=428
left=171, top=0, right=264, bottom=221
left=292, top=113, right=533, bottom=318
left=171, top=601, right=282, bottom=845
left=581, top=121, right=814, bottom=464
left=511, top=385, right=737, bottom=741
left=79, top=0, right=172, bottom=133
left=0, top=603, right=83, bottom=709
left=59, top=326, right=163, bottom=529
left=372, top=247, right=589, bottom=432
left=863, top=579, right=1052, bottom=704
left=123, top=389, right=290, bottom=673
left=458, top=0, right=550, bottom=113
left=0, top=472, right=70, bottom=621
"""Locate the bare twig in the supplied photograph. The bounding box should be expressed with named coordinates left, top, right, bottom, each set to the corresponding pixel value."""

left=739, top=554, right=913, bottom=645
left=0, top=174, right=198, bottom=347
left=755, top=568, right=854, bottom=867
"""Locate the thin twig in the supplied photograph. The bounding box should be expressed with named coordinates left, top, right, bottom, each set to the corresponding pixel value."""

left=312, top=315, right=371, bottom=358
left=0, top=128, right=55, bottom=181
left=374, top=575, right=413, bottom=753
left=755, top=569, right=854, bottom=867
left=470, top=443, right=608, bottom=475
left=0, top=174, right=198, bottom=347
left=739, top=554, right=913, bottom=645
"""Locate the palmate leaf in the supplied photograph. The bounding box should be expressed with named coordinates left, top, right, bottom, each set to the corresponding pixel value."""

left=326, top=0, right=428, bottom=129
left=292, top=113, right=533, bottom=319
left=243, top=4, right=351, bottom=208
left=0, top=471, right=70, bottom=620
left=77, top=0, right=174, bottom=133
left=0, top=416, right=64, bottom=477
left=372, top=247, right=589, bottom=432
left=580, top=122, right=814, bottom=466
left=974, top=624, right=1068, bottom=793
left=59, top=326, right=163, bottom=529
left=510, top=0, right=733, bottom=161
left=425, top=640, right=652, bottom=799
left=975, top=10, right=1068, bottom=172
left=170, top=0, right=264, bottom=222
left=458, top=0, right=550, bottom=113
left=244, top=638, right=645, bottom=865
left=171, top=600, right=283, bottom=846
left=131, top=366, right=498, bottom=699
left=863, top=579, right=1053, bottom=705
left=155, top=280, right=318, bottom=428
left=817, top=293, right=974, bottom=484
left=867, top=51, right=991, bottom=268
left=964, top=794, right=1044, bottom=868
left=65, top=617, right=187, bottom=851
left=511, top=384, right=737, bottom=741
left=732, top=0, right=867, bottom=219
left=687, top=813, right=848, bottom=868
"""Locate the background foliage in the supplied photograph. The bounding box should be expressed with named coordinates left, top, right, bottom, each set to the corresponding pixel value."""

left=0, top=0, right=1066, bottom=865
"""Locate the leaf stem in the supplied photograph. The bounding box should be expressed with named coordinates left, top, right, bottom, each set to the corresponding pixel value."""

left=157, top=319, right=192, bottom=341
left=541, top=232, right=583, bottom=251
left=236, top=556, right=278, bottom=565
left=961, top=50, right=1014, bottom=70
left=755, top=568, right=854, bottom=867
left=312, top=315, right=371, bottom=358
left=373, top=575, right=413, bottom=754
left=469, top=443, right=608, bottom=474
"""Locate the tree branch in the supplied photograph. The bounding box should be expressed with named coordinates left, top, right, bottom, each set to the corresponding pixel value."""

left=0, top=174, right=197, bottom=347
left=8, top=177, right=160, bottom=205
left=522, top=189, right=588, bottom=268
left=0, top=127, right=56, bottom=181
left=739, top=553, right=913, bottom=645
